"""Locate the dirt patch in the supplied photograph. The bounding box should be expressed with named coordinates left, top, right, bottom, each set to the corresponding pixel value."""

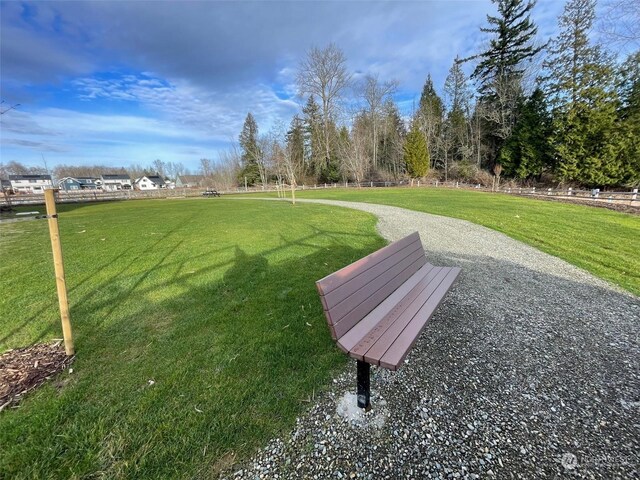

left=525, top=194, right=640, bottom=215
left=0, top=341, right=74, bottom=412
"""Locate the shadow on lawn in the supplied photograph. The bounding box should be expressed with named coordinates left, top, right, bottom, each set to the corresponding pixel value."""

left=0, top=235, right=380, bottom=478
left=1, top=230, right=638, bottom=479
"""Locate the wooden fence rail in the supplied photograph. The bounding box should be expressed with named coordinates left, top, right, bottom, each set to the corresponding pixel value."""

left=1, top=183, right=638, bottom=207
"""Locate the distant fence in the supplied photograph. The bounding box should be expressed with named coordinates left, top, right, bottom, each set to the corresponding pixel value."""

left=1, top=181, right=638, bottom=208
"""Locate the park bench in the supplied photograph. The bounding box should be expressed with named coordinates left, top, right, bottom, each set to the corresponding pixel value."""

left=315, top=232, right=460, bottom=409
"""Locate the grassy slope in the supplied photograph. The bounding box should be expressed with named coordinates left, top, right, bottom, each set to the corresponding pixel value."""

left=0, top=198, right=385, bottom=479
left=269, top=188, right=639, bottom=296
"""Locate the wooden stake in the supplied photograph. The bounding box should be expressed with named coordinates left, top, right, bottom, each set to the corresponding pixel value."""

left=44, top=189, right=74, bottom=355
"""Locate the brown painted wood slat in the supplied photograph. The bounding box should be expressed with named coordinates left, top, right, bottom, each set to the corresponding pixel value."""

left=320, top=241, right=424, bottom=313
left=331, top=259, right=426, bottom=339
left=355, top=267, right=449, bottom=363
left=378, top=267, right=461, bottom=370
left=336, top=262, right=435, bottom=352
left=361, top=268, right=452, bottom=364
left=324, top=246, right=426, bottom=324
left=315, top=232, right=420, bottom=295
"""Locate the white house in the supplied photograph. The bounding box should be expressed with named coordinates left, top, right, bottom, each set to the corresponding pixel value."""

left=9, top=174, right=53, bottom=194
left=100, top=174, right=132, bottom=191
left=134, top=175, right=166, bottom=190
left=175, top=175, right=205, bottom=188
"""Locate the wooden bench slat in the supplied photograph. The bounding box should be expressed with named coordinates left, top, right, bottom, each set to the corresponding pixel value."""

left=320, top=241, right=424, bottom=313
left=361, top=268, right=453, bottom=364
left=354, top=267, right=450, bottom=362
left=315, top=232, right=420, bottom=295
left=331, top=258, right=427, bottom=339
left=336, top=263, right=435, bottom=352
left=378, top=267, right=461, bottom=370
left=323, top=246, right=426, bottom=324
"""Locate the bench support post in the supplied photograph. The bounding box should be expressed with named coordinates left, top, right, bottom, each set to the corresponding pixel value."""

left=356, top=360, right=371, bottom=410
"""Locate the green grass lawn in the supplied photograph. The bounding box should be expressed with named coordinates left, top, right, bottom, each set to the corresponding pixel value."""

left=261, top=187, right=639, bottom=296
left=0, top=198, right=385, bottom=479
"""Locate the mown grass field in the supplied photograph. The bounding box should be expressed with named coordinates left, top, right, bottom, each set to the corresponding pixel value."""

left=0, top=198, right=385, bottom=479
left=272, top=187, right=639, bottom=296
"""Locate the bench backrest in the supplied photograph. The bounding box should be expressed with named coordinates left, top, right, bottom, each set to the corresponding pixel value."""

left=315, top=232, right=427, bottom=340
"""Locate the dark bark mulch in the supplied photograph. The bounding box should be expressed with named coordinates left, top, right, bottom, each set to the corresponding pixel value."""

left=0, top=342, right=74, bottom=412
left=522, top=194, right=640, bottom=215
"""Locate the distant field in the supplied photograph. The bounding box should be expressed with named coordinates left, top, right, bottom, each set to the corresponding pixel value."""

left=254, top=187, right=640, bottom=296
left=0, top=198, right=385, bottom=478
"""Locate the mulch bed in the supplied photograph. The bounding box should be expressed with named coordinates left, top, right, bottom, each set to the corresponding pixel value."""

left=524, top=194, right=640, bottom=215
left=0, top=342, right=74, bottom=412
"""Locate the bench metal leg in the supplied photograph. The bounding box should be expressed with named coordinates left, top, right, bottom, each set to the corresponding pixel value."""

left=357, top=360, right=371, bottom=410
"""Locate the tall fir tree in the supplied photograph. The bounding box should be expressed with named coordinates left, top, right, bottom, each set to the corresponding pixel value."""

left=404, top=121, right=430, bottom=178
left=379, top=99, right=407, bottom=179
left=238, top=112, right=261, bottom=186
left=286, top=115, right=306, bottom=175
left=444, top=57, right=473, bottom=164
left=417, top=75, right=444, bottom=168
left=302, top=96, right=324, bottom=177
left=617, top=51, right=640, bottom=186
left=498, top=88, right=553, bottom=180
left=542, top=0, right=623, bottom=186
left=469, top=0, right=543, bottom=166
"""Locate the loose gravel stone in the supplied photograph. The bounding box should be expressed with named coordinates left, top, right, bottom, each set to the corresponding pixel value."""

left=221, top=199, right=639, bottom=480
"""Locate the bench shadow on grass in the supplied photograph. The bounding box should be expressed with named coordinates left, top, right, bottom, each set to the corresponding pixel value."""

left=0, top=231, right=383, bottom=478
left=1, top=235, right=638, bottom=479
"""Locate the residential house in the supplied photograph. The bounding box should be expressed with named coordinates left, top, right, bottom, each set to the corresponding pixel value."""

left=9, top=174, right=53, bottom=194
left=101, top=174, right=132, bottom=191
left=1, top=179, right=11, bottom=193
left=175, top=175, right=205, bottom=188
left=58, top=177, right=83, bottom=191
left=76, top=177, right=101, bottom=189
left=134, top=175, right=166, bottom=190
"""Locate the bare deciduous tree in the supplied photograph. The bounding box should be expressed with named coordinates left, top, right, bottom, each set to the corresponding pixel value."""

left=297, top=43, right=351, bottom=169
left=361, top=74, right=398, bottom=170
left=598, top=0, right=640, bottom=48
left=339, top=122, right=370, bottom=185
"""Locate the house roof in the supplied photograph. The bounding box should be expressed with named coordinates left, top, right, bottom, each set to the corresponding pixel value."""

left=101, top=174, right=131, bottom=180
left=145, top=175, right=165, bottom=185
left=9, top=174, right=52, bottom=181
left=178, top=175, right=204, bottom=182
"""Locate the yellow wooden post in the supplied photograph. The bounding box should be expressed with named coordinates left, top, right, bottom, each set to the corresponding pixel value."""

left=44, top=189, right=74, bottom=355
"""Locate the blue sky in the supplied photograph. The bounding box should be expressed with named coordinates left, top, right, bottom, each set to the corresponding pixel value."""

left=0, top=1, right=572, bottom=172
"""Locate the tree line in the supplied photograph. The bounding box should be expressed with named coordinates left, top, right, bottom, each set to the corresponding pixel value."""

left=230, top=0, right=639, bottom=190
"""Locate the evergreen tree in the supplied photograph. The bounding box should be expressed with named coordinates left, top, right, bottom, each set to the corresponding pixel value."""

left=417, top=75, right=444, bottom=167
left=617, top=51, right=640, bottom=186
left=444, top=57, right=473, bottom=164
left=302, top=96, right=324, bottom=177
left=404, top=122, right=430, bottom=178
left=379, top=99, right=407, bottom=179
left=469, top=0, right=543, bottom=164
left=238, top=112, right=261, bottom=186
left=498, top=88, right=553, bottom=179
left=543, top=0, right=623, bottom=186
left=286, top=115, right=306, bottom=174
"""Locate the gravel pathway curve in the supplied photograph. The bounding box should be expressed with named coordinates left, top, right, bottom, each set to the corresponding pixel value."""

left=223, top=199, right=639, bottom=480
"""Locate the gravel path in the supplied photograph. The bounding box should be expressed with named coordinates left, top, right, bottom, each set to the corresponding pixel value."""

left=223, top=199, right=640, bottom=480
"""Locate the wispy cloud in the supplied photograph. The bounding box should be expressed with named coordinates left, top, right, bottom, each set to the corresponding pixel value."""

left=0, top=0, right=569, bottom=170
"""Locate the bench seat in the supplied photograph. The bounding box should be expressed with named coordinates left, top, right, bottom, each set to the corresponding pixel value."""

left=337, top=262, right=460, bottom=370
left=316, top=232, right=460, bottom=407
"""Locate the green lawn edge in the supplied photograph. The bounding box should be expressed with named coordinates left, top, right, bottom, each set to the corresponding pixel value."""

left=236, top=188, right=640, bottom=297
left=0, top=198, right=387, bottom=479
